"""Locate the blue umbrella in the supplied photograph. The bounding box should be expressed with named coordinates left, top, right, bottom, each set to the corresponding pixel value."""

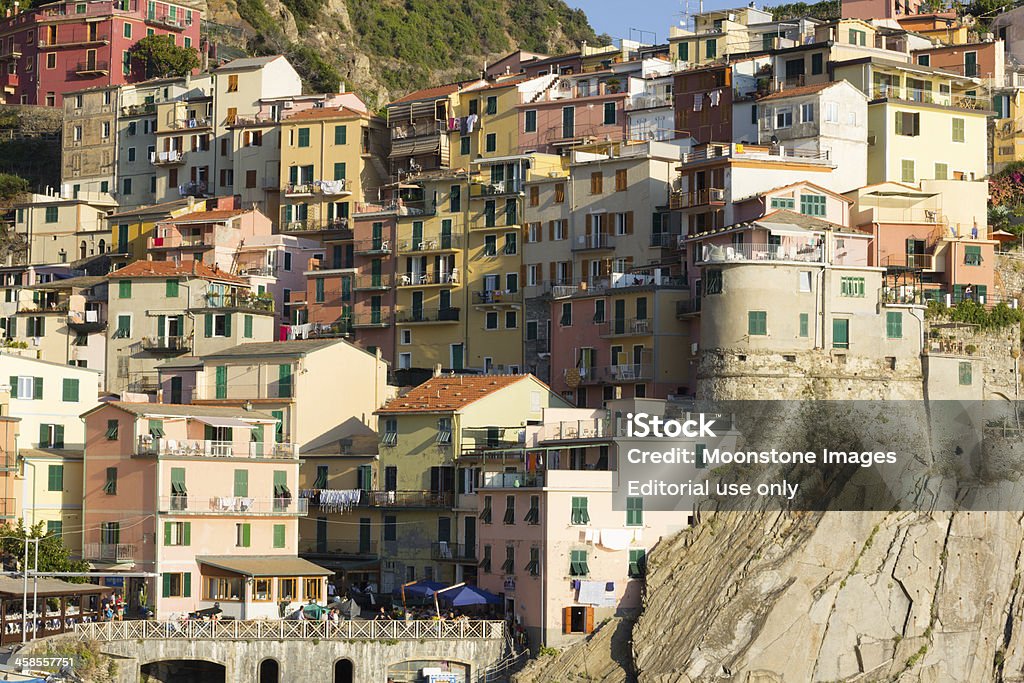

left=396, top=580, right=447, bottom=599
left=437, top=585, right=502, bottom=607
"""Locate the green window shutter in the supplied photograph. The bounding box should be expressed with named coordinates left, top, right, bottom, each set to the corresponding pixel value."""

left=298, top=127, right=310, bottom=147
left=244, top=315, right=253, bottom=338
left=54, top=425, right=64, bottom=449
left=183, top=572, right=191, bottom=597
left=333, top=162, right=346, bottom=180
left=273, top=524, right=285, bottom=548
left=679, top=42, right=688, bottom=61
left=34, top=377, right=43, bottom=400
left=628, top=549, right=646, bottom=578
left=242, top=523, right=251, bottom=547
left=886, top=311, right=903, bottom=339
left=964, top=245, right=982, bottom=265
left=748, top=311, right=767, bottom=336
left=272, top=410, right=284, bottom=442
left=163, top=521, right=171, bottom=546
left=62, top=378, right=79, bottom=402
left=183, top=522, right=191, bottom=546
left=223, top=313, right=232, bottom=337
left=162, top=572, right=171, bottom=597
left=626, top=497, right=643, bottom=526
left=234, top=470, right=248, bottom=497
left=119, top=280, right=132, bottom=298
left=799, top=313, right=809, bottom=338
left=959, top=361, right=972, bottom=385
left=278, top=364, right=292, bottom=398
left=832, top=318, right=850, bottom=349
left=334, top=125, right=346, bottom=145
left=157, top=315, right=166, bottom=338
left=215, top=366, right=227, bottom=399
left=901, top=159, right=915, bottom=183
left=40, top=424, right=50, bottom=448
left=204, top=314, right=212, bottom=338
left=165, top=279, right=179, bottom=297
left=7, top=376, right=15, bottom=399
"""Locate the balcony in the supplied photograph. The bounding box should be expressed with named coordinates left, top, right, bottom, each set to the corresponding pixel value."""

left=398, top=234, right=462, bottom=253
left=669, top=188, right=726, bottom=210
left=473, top=290, right=521, bottom=306
left=151, top=150, right=185, bottom=166
left=140, top=335, right=192, bottom=354
left=71, top=60, right=110, bottom=77
left=200, top=292, right=275, bottom=313
left=0, top=44, right=22, bottom=59
left=0, top=72, right=18, bottom=90
left=236, top=263, right=277, bottom=278
left=352, top=274, right=393, bottom=291
left=598, top=317, right=652, bottom=338
left=431, top=542, right=477, bottom=562
left=870, top=85, right=989, bottom=110
left=470, top=179, right=524, bottom=198
left=65, top=310, right=106, bottom=333
left=396, top=271, right=459, bottom=287
left=284, top=180, right=351, bottom=197
left=300, top=539, right=378, bottom=557
left=362, top=490, right=453, bottom=508
left=460, top=427, right=524, bottom=456
left=536, top=418, right=611, bottom=442
left=149, top=234, right=213, bottom=251
left=350, top=312, right=392, bottom=328
left=178, top=181, right=208, bottom=198
left=625, top=93, right=673, bottom=110
left=883, top=253, right=936, bottom=271
left=395, top=307, right=460, bottom=324
left=169, top=117, right=212, bottom=131
left=571, top=233, right=617, bottom=251
left=304, top=321, right=353, bottom=338
left=479, top=472, right=543, bottom=489
left=676, top=297, right=702, bottom=318
left=122, top=103, right=156, bottom=117
left=83, top=543, right=136, bottom=563
left=282, top=218, right=350, bottom=234
left=135, top=437, right=299, bottom=459
left=697, top=242, right=825, bottom=264
left=353, top=238, right=391, bottom=255
left=157, top=496, right=308, bottom=515
left=40, top=35, right=110, bottom=49
left=145, top=13, right=192, bottom=30
left=605, top=363, right=653, bottom=382
left=390, top=121, right=446, bottom=140
left=651, top=232, right=684, bottom=249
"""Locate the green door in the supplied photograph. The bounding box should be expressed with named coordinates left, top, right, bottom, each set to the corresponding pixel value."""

left=562, top=106, right=575, bottom=138
left=359, top=518, right=371, bottom=554
left=316, top=518, right=327, bottom=553
left=170, top=376, right=182, bottom=404
left=371, top=296, right=382, bottom=324
left=215, top=366, right=227, bottom=399
left=440, top=219, right=453, bottom=249
left=832, top=318, right=849, bottom=349
left=452, top=343, right=464, bottom=370
left=965, top=51, right=978, bottom=77
left=371, top=259, right=382, bottom=287
left=371, top=222, right=383, bottom=250
left=614, top=300, right=626, bottom=334
left=412, top=221, right=423, bottom=251
left=412, top=291, right=423, bottom=320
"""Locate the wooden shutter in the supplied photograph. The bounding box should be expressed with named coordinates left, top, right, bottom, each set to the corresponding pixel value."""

left=585, top=606, right=595, bottom=633
left=204, top=314, right=213, bottom=337
left=8, top=376, right=16, bottom=399
left=548, top=220, right=555, bottom=241
left=581, top=259, right=590, bottom=282
left=563, top=607, right=573, bottom=633
left=625, top=211, right=634, bottom=234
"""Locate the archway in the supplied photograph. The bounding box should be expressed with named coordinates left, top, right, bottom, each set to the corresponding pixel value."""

left=333, top=658, right=353, bottom=683
left=140, top=659, right=226, bottom=683
left=259, top=658, right=279, bottom=683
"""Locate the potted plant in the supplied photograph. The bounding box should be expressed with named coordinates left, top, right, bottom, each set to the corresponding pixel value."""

left=605, top=78, right=621, bottom=94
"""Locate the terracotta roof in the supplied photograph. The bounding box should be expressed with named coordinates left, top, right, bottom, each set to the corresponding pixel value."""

left=390, top=83, right=461, bottom=105
left=160, top=209, right=248, bottom=223
left=377, top=374, right=530, bottom=414
left=756, top=82, right=840, bottom=101
left=107, top=260, right=246, bottom=284
left=283, top=106, right=368, bottom=122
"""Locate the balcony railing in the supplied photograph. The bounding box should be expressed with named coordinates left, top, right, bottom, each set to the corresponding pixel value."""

left=390, top=121, right=446, bottom=140
left=471, top=179, right=524, bottom=197
left=145, top=13, right=192, bottom=30
left=65, top=310, right=106, bottom=332
left=201, top=292, right=275, bottom=312
left=395, top=307, right=460, bottom=323
left=300, top=539, right=378, bottom=556
left=460, top=428, right=524, bottom=455
left=431, top=542, right=477, bottom=561
left=158, top=496, right=308, bottom=515
left=352, top=238, right=390, bottom=254
left=71, top=60, right=110, bottom=76
left=870, top=85, right=989, bottom=110
left=396, top=271, right=459, bottom=287
left=140, top=335, right=192, bottom=353
left=41, top=35, right=109, bottom=48
left=281, top=218, right=350, bottom=233
left=284, top=179, right=351, bottom=197
left=82, top=543, right=136, bottom=563
left=598, top=317, right=653, bottom=337
left=571, top=233, right=617, bottom=251
left=472, top=290, right=521, bottom=305
left=626, top=94, right=673, bottom=110
left=136, top=437, right=299, bottom=459
left=676, top=297, right=702, bottom=317
left=169, top=117, right=212, bottom=130
left=479, top=472, right=543, bottom=489
left=883, top=253, right=936, bottom=271
left=178, top=180, right=207, bottom=198
left=537, top=418, right=611, bottom=442
left=350, top=312, right=392, bottom=327
left=697, top=242, right=825, bottom=264
left=651, top=232, right=684, bottom=248
left=122, top=103, right=156, bottom=117
left=362, top=490, right=453, bottom=508
left=151, top=150, right=185, bottom=166
left=398, top=234, right=462, bottom=252
left=669, top=187, right=726, bottom=209
left=352, top=274, right=393, bottom=290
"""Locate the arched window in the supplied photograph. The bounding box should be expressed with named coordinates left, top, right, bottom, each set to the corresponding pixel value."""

left=258, top=659, right=279, bottom=683
left=333, top=659, right=353, bottom=683
left=80, top=241, right=87, bottom=259
left=98, top=239, right=105, bottom=253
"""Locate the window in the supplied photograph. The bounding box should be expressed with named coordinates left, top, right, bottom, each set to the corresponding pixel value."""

left=123, top=178, right=132, bottom=195
left=886, top=311, right=903, bottom=339
left=205, top=313, right=232, bottom=338
left=315, top=278, right=325, bottom=303
left=100, top=522, right=119, bottom=545
left=832, top=318, right=849, bottom=349
left=277, top=577, right=295, bottom=599
left=46, top=53, right=56, bottom=69
left=560, top=302, right=572, bottom=326
left=678, top=41, right=689, bottom=61
left=555, top=183, right=565, bottom=203
left=593, top=300, right=606, bottom=323
left=529, top=186, right=539, bottom=206
left=164, top=521, right=191, bottom=546
left=46, top=520, right=62, bottom=537
left=590, top=172, right=603, bottom=195
left=481, top=496, right=492, bottom=524
left=705, top=39, right=717, bottom=58
left=704, top=268, right=723, bottom=295
left=118, top=280, right=132, bottom=298
left=503, top=495, right=515, bottom=524
left=952, top=117, right=965, bottom=143
left=505, top=311, right=517, bottom=329
left=570, top=496, right=589, bottom=525
left=811, top=53, right=823, bottom=75
left=824, top=102, right=839, bottom=123
left=304, top=578, right=322, bottom=602
left=486, top=95, right=497, bottom=115
left=297, top=128, right=310, bottom=147
left=227, top=74, right=238, bottom=92
left=748, top=311, right=767, bottom=336
left=115, top=314, right=131, bottom=338
left=45, top=206, right=58, bottom=223
left=47, top=464, right=63, bottom=491
left=273, top=524, right=286, bottom=548
left=436, top=417, right=452, bottom=445
left=840, top=276, right=865, bottom=297
left=106, top=419, right=119, bottom=440
left=901, top=159, right=915, bottom=183
left=382, top=418, right=398, bottom=446
left=485, top=133, right=496, bottom=153
left=10, top=376, right=41, bottom=400
left=524, top=495, right=539, bottom=524
left=801, top=103, right=814, bottom=122
left=334, top=125, right=347, bottom=145
left=959, top=361, right=972, bottom=385
left=628, top=549, right=646, bottom=578
left=524, top=110, right=537, bottom=132
left=849, top=29, right=866, bottom=46
left=895, top=111, right=920, bottom=136
left=526, top=547, right=540, bottom=575
left=253, top=578, right=271, bottom=601
left=501, top=545, right=515, bottom=573
left=770, top=197, right=794, bottom=210
left=964, top=245, right=982, bottom=266
left=799, top=194, right=826, bottom=217
left=935, top=162, right=948, bottom=180
left=799, top=312, right=809, bottom=338
left=626, top=497, right=643, bottom=526
left=917, top=54, right=930, bottom=66
left=162, top=572, right=190, bottom=598
left=460, top=136, right=470, bottom=155
left=485, top=311, right=498, bottom=330
left=236, top=523, right=251, bottom=548
left=603, top=101, right=616, bottom=125
left=60, top=378, right=80, bottom=402
left=204, top=577, right=241, bottom=601
left=615, top=169, right=627, bottom=191
left=775, top=107, right=793, bottom=128
left=484, top=234, right=497, bottom=256
left=569, top=549, right=589, bottom=576
left=103, top=467, right=117, bottom=495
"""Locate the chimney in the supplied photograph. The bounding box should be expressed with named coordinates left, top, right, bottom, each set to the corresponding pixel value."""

left=433, top=363, right=443, bottom=377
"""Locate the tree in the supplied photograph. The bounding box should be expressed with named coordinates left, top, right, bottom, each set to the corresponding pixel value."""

left=0, top=519, right=90, bottom=581
left=0, top=173, right=28, bottom=205
left=129, top=35, right=199, bottom=79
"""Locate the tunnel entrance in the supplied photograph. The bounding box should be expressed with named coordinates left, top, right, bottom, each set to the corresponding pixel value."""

left=141, top=659, right=226, bottom=683
left=334, top=658, right=354, bottom=683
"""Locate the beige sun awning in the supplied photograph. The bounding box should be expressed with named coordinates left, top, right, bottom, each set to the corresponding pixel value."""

left=193, top=416, right=254, bottom=429
left=197, top=556, right=332, bottom=577
left=389, top=137, right=440, bottom=158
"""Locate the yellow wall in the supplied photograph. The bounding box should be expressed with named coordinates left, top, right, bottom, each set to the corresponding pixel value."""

left=21, top=453, right=84, bottom=556
left=449, top=84, right=521, bottom=167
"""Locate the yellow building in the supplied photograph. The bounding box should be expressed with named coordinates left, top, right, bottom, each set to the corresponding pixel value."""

left=108, top=196, right=223, bottom=266
left=278, top=106, right=389, bottom=233
left=833, top=57, right=990, bottom=184
left=449, top=78, right=527, bottom=168
left=371, top=373, right=570, bottom=591
left=19, top=449, right=84, bottom=557
left=993, top=85, right=1024, bottom=172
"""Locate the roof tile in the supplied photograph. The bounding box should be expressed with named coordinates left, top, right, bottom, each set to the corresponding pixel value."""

left=108, top=260, right=246, bottom=284
left=377, top=375, right=530, bottom=414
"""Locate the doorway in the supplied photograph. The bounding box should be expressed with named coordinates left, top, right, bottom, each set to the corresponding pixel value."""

left=333, top=659, right=353, bottom=683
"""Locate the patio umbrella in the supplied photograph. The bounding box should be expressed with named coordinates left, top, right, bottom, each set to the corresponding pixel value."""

left=437, top=585, right=502, bottom=607
left=397, top=580, right=447, bottom=599
left=302, top=602, right=327, bottom=620
left=332, top=598, right=361, bottom=619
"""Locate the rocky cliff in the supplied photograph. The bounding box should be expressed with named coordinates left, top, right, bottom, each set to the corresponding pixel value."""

left=200, top=0, right=603, bottom=106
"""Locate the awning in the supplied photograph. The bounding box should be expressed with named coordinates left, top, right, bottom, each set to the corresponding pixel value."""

left=389, top=137, right=440, bottom=158
left=197, top=555, right=333, bottom=577
left=194, top=416, right=254, bottom=429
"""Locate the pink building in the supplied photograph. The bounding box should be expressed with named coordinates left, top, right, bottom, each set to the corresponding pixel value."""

left=471, top=403, right=683, bottom=650
left=516, top=71, right=627, bottom=153
left=81, top=401, right=329, bottom=619
left=148, top=208, right=273, bottom=271
left=841, top=0, right=924, bottom=20
left=0, top=0, right=201, bottom=107
left=235, top=234, right=323, bottom=329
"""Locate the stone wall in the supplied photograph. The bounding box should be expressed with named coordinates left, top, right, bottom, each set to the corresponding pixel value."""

left=924, top=320, right=1022, bottom=400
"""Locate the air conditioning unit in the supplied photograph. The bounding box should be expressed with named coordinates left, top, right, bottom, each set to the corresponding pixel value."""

left=283, top=101, right=294, bottom=109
